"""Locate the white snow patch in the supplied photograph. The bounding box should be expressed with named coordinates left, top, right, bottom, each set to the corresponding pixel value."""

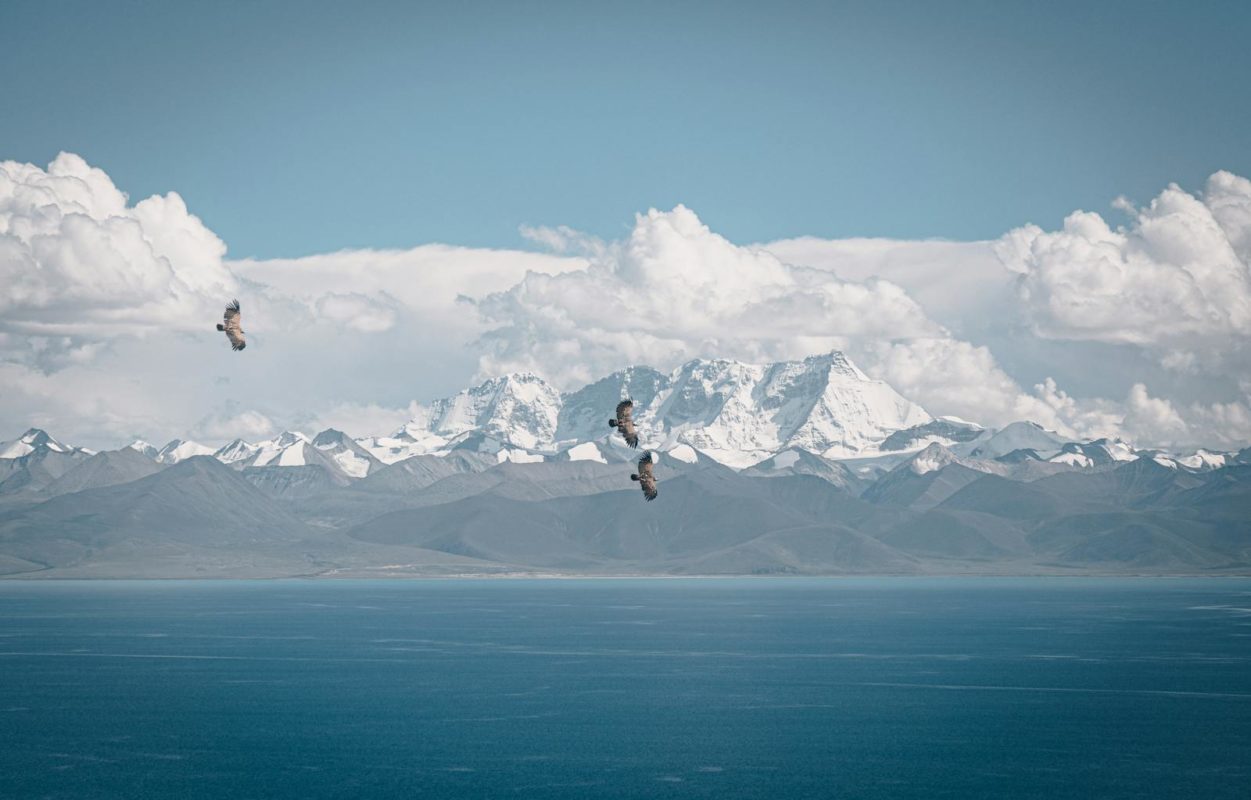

left=1050, top=452, right=1093, bottom=468
left=566, top=442, right=606, bottom=463
left=497, top=449, right=544, bottom=464
left=157, top=439, right=215, bottom=464
left=0, top=441, right=34, bottom=459
left=275, top=445, right=308, bottom=467
left=666, top=443, right=699, bottom=463
left=332, top=450, right=371, bottom=478
left=1176, top=449, right=1229, bottom=470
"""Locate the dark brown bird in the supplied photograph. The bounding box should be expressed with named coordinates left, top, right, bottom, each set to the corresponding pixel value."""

left=608, top=399, right=639, bottom=448
left=216, top=300, right=246, bottom=351
left=630, top=451, right=658, bottom=501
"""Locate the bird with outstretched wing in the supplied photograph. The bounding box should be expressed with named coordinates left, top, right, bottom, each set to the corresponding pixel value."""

left=609, top=399, right=639, bottom=448
left=631, top=452, right=658, bottom=501
left=216, top=300, right=246, bottom=351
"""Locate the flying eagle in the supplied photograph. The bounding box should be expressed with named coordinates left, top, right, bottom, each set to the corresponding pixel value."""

left=631, top=451, right=658, bottom=501
left=608, top=399, right=639, bottom=448
left=216, top=300, right=246, bottom=351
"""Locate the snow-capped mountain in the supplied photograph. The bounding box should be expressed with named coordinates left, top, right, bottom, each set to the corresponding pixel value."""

left=358, top=373, right=563, bottom=464
left=0, top=429, right=91, bottom=497
left=155, top=439, right=216, bottom=464
left=213, top=438, right=261, bottom=464
left=964, top=421, right=1069, bottom=461
left=127, top=440, right=161, bottom=460
left=364, top=352, right=932, bottom=468
left=0, top=429, right=75, bottom=459
left=310, top=429, right=383, bottom=478
left=630, top=353, right=931, bottom=467
left=6, top=352, right=1247, bottom=481
left=879, top=418, right=985, bottom=453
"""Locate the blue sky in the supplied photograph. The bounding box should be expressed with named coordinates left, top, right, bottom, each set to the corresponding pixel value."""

left=3, top=0, right=1249, bottom=258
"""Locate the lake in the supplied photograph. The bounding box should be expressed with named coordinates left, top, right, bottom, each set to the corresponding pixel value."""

left=2, top=578, right=1249, bottom=799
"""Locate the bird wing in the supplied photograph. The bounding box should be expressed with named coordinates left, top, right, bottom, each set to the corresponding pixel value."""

left=616, top=400, right=638, bottom=447
left=615, top=400, right=634, bottom=424
left=222, top=300, right=246, bottom=351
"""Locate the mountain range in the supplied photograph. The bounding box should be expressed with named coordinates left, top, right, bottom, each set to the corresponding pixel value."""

left=1, top=352, right=1247, bottom=578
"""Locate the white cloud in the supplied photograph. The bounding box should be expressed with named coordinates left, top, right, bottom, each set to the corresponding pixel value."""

left=866, top=338, right=1075, bottom=433
left=995, top=171, right=1251, bottom=364
left=194, top=410, right=276, bottom=442
left=313, top=293, right=398, bottom=333
left=1118, top=382, right=1251, bottom=451
left=759, top=236, right=1012, bottom=336
left=0, top=153, right=236, bottom=338
left=297, top=400, right=424, bottom=439
left=476, top=205, right=1072, bottom=433
left=478, top=206, right=941, bottom=383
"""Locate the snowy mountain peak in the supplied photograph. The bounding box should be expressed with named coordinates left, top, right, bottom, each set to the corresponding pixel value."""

left=156, top=439, right=215, bottom=464
left=0, top=428, right=73, bottom=459
left=127, top=440, right=161, bottom=460
left=968, top=421, right=1067, bottom=460
left=377, top=371, right=564, bottom=460
left=213, top=438, right=260, bottom=464
left=311, top=429, right=351, bottom=447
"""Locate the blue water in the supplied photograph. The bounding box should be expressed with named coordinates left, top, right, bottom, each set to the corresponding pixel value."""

left=1, top=578, right=1249, bottom=799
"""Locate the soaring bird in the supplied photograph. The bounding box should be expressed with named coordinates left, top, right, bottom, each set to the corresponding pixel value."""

left=608, top=399, right=639, bottom=448
left=631, top=452, right=658, bottom=501
left=216, top=300, right=246, bottom=351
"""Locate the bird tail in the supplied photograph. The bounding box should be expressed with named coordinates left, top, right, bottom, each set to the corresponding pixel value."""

left=630, top=474, right=639, bottom=481
left=216, top=323, right=225, bottom=331
left=608, top=419, right=618, bottom=428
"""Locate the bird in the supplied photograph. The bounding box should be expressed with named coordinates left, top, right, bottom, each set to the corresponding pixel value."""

left=631, top=451, right=658, bottom=501
left=216, top=300, right=246, bottom=351
left=608, top=399, right=639, bottom=448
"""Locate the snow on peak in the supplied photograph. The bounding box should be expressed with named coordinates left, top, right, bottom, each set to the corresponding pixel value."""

left=127, top=440, right=161, bottom=460
left=968, top=421, right=1067, bottom=460
left=1173, top=449, right=1230, bottom=471
left=0, top=428, right=74, bottom=459
left=909, top=443, right=959, bottom=475
left=156, top=439, right=215, bottom=464
left=361, top=352, right=929, bottom=469
left=646, top=351, right=930, bottom=466
left=213, top=438, right=260, bottom=464
left=309, top=428, right=380, bottom=478
left=369, top=372, right=564, bottom=462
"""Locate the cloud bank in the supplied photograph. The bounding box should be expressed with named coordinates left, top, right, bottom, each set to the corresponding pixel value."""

left=1, top=153, right=1248, bottom=451
left=996, top=171, right=1251, bottom=368
left=0, top=153, right=235, bottom=339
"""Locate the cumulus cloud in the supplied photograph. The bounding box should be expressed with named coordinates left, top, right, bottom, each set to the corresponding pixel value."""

left=0, top=153, right=237, bottom=338
left=474, top=205, right=1086, bottom=434
left=297, top=400, right=425, bottom=439
left=194, top=409, right=276, bottom=441
left=866, top=338, right=1078, bottom=433
left=478, top=206, right=941, bottom=384
left=995, top=171, right=1251, bottom=369
left=1116, top=382, right=1251, bottom=450
left=313, top=292, right=399, bottom=333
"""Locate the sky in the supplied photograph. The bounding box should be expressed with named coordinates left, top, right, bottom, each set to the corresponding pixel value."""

left=1, top=1, right=1250, bottom=452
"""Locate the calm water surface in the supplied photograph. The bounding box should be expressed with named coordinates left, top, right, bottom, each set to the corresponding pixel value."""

left=1, top=578, right=1249, bottom=799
